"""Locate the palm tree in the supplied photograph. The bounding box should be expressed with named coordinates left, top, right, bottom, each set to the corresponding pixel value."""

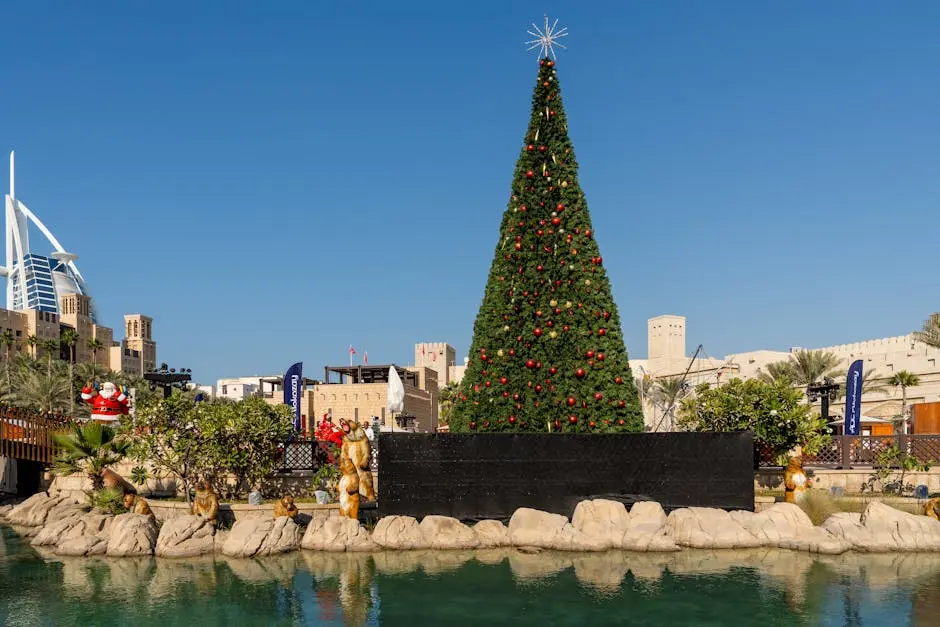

left=87, top=337, right=105, bottom=366
left=889, top=370, right=921, bottom=434
left=758, top=361, right=794, bottom=385
left=0, top=329, right=15, bottom=394
left=26, top=334, right=38, bottom=358
left=53, top=422, right=130, bottom=491
left=40, top=338, right=59, bottom=376
left=786, top=350, right=843, bottom=387
left=60, top=329, right=79, bottom=417
left=438, top=382, right=459, bottom=426
left=11, top=367, right=71, bottom=413
left=914, top=313, right=940, bottom=348
left=652, top=377, right=689, bottom=431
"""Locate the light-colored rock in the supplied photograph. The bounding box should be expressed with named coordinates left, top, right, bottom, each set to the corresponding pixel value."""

left=665, top=507, right=762, bottom=549
left=473, top=520, right=510, bottom=548
left=371, top=515, right=427, bottom=550
left=508, top=508, right=568, bottom=548
left=301, top=516, right=377, bottom=552
left=419, top=515, right=479, bottom=550
left=156, top=514, right=216, bottom=558
left=733, top=502, right=850, bottom=555
left=0, top=504, right=13, bottom=520
left=107, top=513, right=158, bottom=557
left=621, top=501, right=679, bottom=552
left=221, top=517, right=301, bottom=557
left=508, top=507, right=607, bottom=551
left=572, top=499, right=630, bottom=550
left=6, top=493, right=81, bottom=527
left=214, top=530, right=230, bottom=553
left=822, top=502, right=940, bottom=552
left=31, top=511, right=88, bottom=547
left=55, top=535, right=108, bottom=556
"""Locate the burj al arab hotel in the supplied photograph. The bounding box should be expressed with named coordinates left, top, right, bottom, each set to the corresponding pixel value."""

left=0, top=151, right=97, bottom=321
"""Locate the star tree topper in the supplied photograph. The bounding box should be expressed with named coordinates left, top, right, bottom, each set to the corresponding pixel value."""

left=526, top=15, right=568, bottom=59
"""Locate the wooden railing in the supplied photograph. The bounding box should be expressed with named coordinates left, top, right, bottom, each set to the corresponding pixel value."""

left=758, top=434, right=940, bottom=469
left=0, top=407, right=70, bottom=464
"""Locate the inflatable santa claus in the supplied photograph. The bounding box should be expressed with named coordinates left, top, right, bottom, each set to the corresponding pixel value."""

left=81, top=381, right=130, bottom=424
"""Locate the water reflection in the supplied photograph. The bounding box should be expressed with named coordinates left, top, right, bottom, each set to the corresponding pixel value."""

left=4, top=525, right=940, bottom=626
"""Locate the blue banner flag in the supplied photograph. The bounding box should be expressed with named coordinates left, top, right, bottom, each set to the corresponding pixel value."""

left=844, top=359, right=863, bottom=436
left=283, top=362, right=303, bottom=432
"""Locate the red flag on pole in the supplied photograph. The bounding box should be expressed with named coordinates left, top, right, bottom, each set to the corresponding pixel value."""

left=349, top=345, right=356, bottom=356
left=364, top=351, right=369, bottom=365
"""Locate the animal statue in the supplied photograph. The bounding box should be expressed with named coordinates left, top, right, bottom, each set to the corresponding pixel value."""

left=273, top=495, right=298, bottom=519
left=925, top=497, right=940, bottom=521
left=338, top=456, right=360, bottom=521
left=191, top=481, right=220, bottom=527
left=340, top=417, right=376, bottom=501
left=123, top=493, right=155, bottom=519
left=784, top=456, right=812, bottom=504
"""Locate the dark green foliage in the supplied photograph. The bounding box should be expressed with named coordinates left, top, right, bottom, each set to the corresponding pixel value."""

left=450, top=59, right=642, bottom=433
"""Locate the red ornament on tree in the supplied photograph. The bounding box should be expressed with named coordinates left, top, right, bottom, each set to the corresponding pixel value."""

left=598, top=328, right=607, bottom=336
left=568, top=415, right=578, bottom=424
left=526, top=170, right=535, bottom=178
left=586, top=350, right=595, bottom=359
left=525, top=359, right=535, bottom=369
left=556, top=203, right=565, bottom=211
left=549, top=367, right=557, bottom=375
left=526, top=144, right=534, bottom=151
left=533, top=327, right=543, bottom=337
left=615, top=376, right=623, bottom=385
left=539, top=145, right=547, bottom=152
left=618, top=400, right=626, bottom=408
left=594, top=392, right=603, bottom=401
left=597, top=353, right=605, bottom=361
left=589, top=421, right=596, bottom=428
left=469, top=421, right=477, bottom=430
left=499, top=377, right=508, bottom=385
left=567, top=397, right=576, bottom=407
left=508, top=415, right=517, bottom=424
left=575, top=368, right=586, bottom=378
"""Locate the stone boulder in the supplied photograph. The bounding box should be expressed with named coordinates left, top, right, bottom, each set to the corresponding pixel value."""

left=221, top=517, right=302, bottom=558
left=665, top=507, right=762, bottom=549
left=156, top=514, right=216, bottom=558
left=107, top=513, right=158, bottom=557
left=372, top=516, right=427, bottom=550
left=473, top=520, right=510, bottom=548
left=5, top=493, right=82, bottom=527
left=572, top=500, right=631, bottom=550
left=301, top=516, right=377, bottom=552
left=418, top=516, right=479, bottom=550
left=32, top=511, right=109, bottom=547
left=508, top=507, right=607, bottom=551
left=56, top=535, right=109, bottom=556
left=732, top=502, right=849, bottom=555
left=52, top=512, right=114, bottom=556
left=822, top=502, right=940, bottom=552
left=0, top=504, right=13, bottom=520
left=621, top=501, right=679, bottom=552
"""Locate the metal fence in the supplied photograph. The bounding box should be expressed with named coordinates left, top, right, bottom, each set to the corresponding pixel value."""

left=758, top=434, right=940, bottom=468
left=275, top=440, right=339, bottom=472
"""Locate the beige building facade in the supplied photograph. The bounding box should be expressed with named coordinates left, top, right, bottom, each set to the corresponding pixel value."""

left=632, top=314, right=940, bottom=431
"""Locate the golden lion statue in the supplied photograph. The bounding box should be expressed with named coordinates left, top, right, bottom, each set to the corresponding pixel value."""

left=122, top=493, right=154, bottom=519
left=925, top=497, right=940, bottom=520
left=784, top=456, right=811, bottom=504
left=273, top=495, right=298, bottom=519
left=338, top=457, right=360, bottom=520
left=192, top=481, right=220, bottom=527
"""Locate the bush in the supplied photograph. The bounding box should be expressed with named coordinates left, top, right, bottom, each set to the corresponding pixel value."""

left=88, top=487, right=128, bottom=515
left=796, top=490, right=840, bottom=526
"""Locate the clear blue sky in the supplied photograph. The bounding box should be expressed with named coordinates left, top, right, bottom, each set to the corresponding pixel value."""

left=1, top=1, right=937, bottom=383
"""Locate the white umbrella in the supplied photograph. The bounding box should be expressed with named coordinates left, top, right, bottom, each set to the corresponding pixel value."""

left=387, top=366, right=404, bottom=415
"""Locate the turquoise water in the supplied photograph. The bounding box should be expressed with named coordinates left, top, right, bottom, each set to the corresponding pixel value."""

left=2, top=525, right=938, bottom=626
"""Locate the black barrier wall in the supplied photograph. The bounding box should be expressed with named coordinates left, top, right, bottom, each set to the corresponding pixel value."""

left=377, top=432, right=754, bottom=520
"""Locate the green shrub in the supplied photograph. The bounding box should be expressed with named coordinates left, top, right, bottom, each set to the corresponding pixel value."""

left=88, top=487, right=128, bottom=515
left=796, top=490, right=840, bottom=526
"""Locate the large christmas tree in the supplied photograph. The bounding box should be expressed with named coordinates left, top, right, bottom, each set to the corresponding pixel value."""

left=450, top=56, right=643, bottom=433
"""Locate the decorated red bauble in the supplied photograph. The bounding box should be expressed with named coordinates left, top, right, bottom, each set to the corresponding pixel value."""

left=535, top=361, right=542, bottom=369
left=615, top=376, right=623, bottom=385
left=589, top=421, right=596, bottom=428
left=618, top=419, right=625, bottom=426
left=595, top=256, right=603, bottom=265
left=553, top=308, right=561, bottom=315
left=587, top=360, right=594, bottom=366
left=484, top=381, right=491, bottom=387
left=499, top=377, right=508, bottom=385
left=586, top=350, right=595, bottom=359
left=554, top=420, right=561, bottom=429
left=603, top=311, right=611, bottom=320
left=543, top=170, right=550, bottom=177
left=508, top=415, right=517, bottom=425
left=536, top=265, right=544, bottom=272
left=549, top=110, right=556, bottom=117
left=556, top=203, right=565, bottom=211
left=568, top=415, right=578, bottom=424
left=563, top=325, right=570, bottom=332
left=509, top=349, right=516, bottom=356
left=539, top=59, right=546, bottom=66
left=469, top=421, right=477, bottom=430
left=513, top=393, right=520, bottom=401
left=502, top=391, right=509, bottom=398
left=526, top=144, right=534, bottom=151
left=536, top=229, right=543, bottom=237
left=575, top=368, right=586, bottom=378
left=585, top=229, right=592, bottom=238
left=543, top=81, right=549, bottom=87
left=526, top=170, right=535, bottom=178
left=547, top=60, right=555, bottom=67
left=594, top=392, right=603, bottom=401
left=461, top=395, right=467, bottom=401
left=567, top=396, right=576, bottom=407
left=597, top=353, right=606, bottom=361
left=480, top=354, right=488, bottom=361
left=533, top=327, right=543, bottom=337
left=551, top=217, right=561, bottom=226
left=539, top=145, right=546, bottom=152
left=473, top=385, right=480, bottom=392
left=526, top=359, right=536, bottom=369
left=514, top=242, right=522, bottom=250
left=598, top=328, right=607, bottom=336
left=618, top=400, right=626, bottom=408
left=527, top=381, right=533, bottom=388
left=535, top=384, right=543, bottom=393
left=546, top=320, right=553, bottom=327
left=549, top=367, right=557, bottom=375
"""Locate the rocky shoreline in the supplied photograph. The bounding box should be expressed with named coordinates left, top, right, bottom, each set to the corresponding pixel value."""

left=3, top=493, right=940, bottom=559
